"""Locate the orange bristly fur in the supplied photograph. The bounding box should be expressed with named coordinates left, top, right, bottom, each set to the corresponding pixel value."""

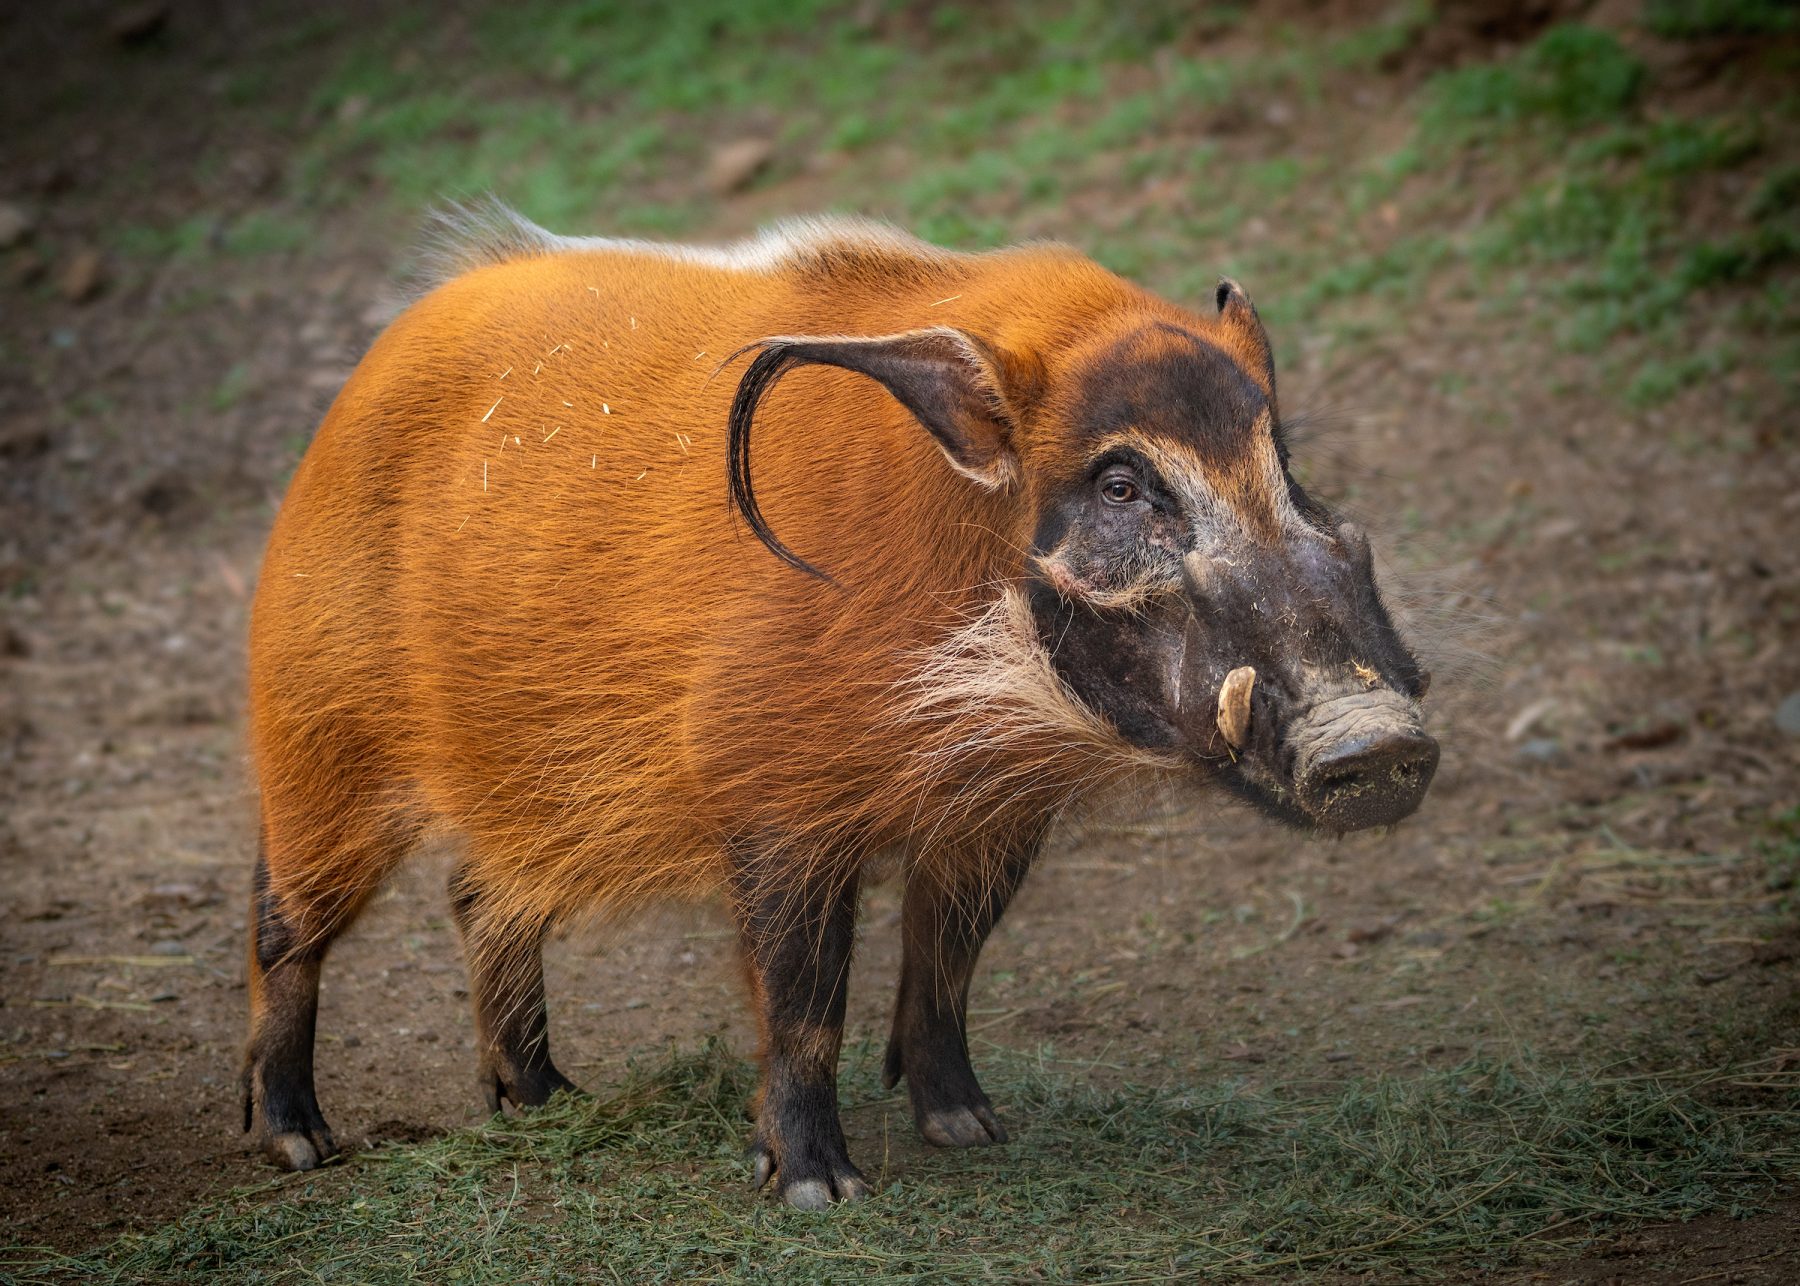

left=248, top=208, right=1242, bottom=969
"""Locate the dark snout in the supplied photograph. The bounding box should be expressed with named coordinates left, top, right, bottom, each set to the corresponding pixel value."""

left=1287, top=691, right=1437, bottom=832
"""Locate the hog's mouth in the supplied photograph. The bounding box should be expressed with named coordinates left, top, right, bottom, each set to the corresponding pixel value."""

left=1209, top=677, right=1438, bottom=834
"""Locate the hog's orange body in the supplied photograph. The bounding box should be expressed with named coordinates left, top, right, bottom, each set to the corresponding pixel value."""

left=243, top=205, right=1431, bottom=1209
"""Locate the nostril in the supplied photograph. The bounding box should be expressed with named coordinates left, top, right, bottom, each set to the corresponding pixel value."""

left=1393, top=754, right=1429, bottom=782
left=1314, top=735, right=1433, bottom=776
left=1297, top=731, right=1439, bottom=830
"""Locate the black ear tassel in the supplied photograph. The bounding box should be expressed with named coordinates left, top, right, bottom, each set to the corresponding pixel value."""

left=723, top=341, right=841, bottom=586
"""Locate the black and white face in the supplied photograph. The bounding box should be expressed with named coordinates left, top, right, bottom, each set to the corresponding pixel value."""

left=1025, top=314, right=1436, bottom=834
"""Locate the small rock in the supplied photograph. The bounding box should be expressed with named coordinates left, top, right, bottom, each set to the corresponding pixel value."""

left=0, top=201, right=33, bottom=249
left=137, top=477, right=194, bottom=520
left=0, top=424, right=51, bottom=461
left=32, top=161, right=77, bottom=198
left=133, top=689, right=222, bottom=727
left=1325, top=1050, right=1353, bottom=1063
left=58, top=248, right=105, bottom=303
left=849, top=0, right=883, bottom=32
left=336, top=94, right=370, bottom=125
left=1516, top=737, right=1563, bottom=765
left=7, top=248, right=47, bottom=286
left=707, top=138, right=774, bottom=195
left=1775, top=691, right=1800, bottom=738
left=148, top=939, right=187, bottom=956
left=109, top=2, right=169, bottom=44
left=1505, top=697, right=1559, bottom=743
left=227, top=150, right=279, bottom=196
left=1606, top=719, right=1685, bottom=751
left=141, top=882, right=219, bottom=912
left=1346, top=917, right=1397, bottom=945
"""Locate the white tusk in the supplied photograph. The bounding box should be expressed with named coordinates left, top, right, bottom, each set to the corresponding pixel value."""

left=1217, top=666, right=1257, bottom=751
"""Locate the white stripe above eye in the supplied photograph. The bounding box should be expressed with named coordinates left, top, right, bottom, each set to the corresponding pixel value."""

left=1089, top=416, right=1304, bottom=546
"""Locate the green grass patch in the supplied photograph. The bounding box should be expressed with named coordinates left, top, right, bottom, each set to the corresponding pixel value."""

left=1422, top=25, right=1645, bottom=141
left=112, top=210, right=313, bottom=263
left=1644, top=0, right=1798, bottom=37
left=12, top=1040, right=1799, bottom=1283
left=283, top=0, right=1137, bottom=229
left=81, top=3, right=1800, bottom=426
left=207, top=363, right=255, bottom=414
left=1404, top=22, right=1799, bottom=399
left=1325, top=0, right=1433, bottom=71
left=1760, top=805, right=1800, bottom=914
left=228, top=0, right=1455, bottom=258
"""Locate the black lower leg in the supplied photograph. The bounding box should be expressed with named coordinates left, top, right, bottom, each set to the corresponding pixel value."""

left=243, top=848, right=337, bottom=1170
left=732, top=844, right=867, bottom=1210
left=884, top=837, right=1038, bottom=1148
left=449, top=866, right=576, bottom=1112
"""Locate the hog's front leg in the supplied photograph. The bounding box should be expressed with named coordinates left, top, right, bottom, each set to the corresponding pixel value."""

left=884, top=834, right=1038, bottom=1147
left=730, top=844, right=869, bottom=1210
left=448, top=864, right=579, bottom=1113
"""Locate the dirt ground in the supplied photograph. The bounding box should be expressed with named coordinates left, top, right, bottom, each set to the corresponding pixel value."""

left=2, top=1, right=1797, bottom=1278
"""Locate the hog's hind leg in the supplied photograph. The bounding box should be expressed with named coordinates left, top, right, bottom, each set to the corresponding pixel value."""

left=449, top=865, right=578, bottom=1112
left=731, top=843, right=869, bottom=1210
left=243, top=810, right=410, bottom=1171
left=884, top=836, right=1038, bottom=1148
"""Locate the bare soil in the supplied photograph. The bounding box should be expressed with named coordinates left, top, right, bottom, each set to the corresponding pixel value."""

left=2, top=1, right=1796, bottom=1276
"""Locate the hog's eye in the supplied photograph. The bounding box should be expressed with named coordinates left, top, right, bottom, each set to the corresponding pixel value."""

left=1100, top=473, right=1141, bottom=506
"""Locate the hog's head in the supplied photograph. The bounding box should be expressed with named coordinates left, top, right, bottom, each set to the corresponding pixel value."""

left=726, top=274, right=1435, bottom=833
left=1014, top=281, right=1436, bottom=831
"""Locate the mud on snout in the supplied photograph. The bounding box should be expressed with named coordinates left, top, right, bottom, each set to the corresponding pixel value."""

left=1281, top=687, right=1438, bottom=832
left=1219, top=677, right=1438, bottom=834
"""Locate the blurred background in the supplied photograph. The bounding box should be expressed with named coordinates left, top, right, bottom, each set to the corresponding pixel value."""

left=2, top=0, right=1797, bottom=1279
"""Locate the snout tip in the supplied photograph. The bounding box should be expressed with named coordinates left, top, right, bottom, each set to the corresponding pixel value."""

left=1295, top=730, right=1438, bottom=832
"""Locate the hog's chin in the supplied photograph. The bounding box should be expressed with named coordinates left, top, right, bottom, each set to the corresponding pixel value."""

left=1208, top=757, right=1426, bottom=836
left=1208, top=760, right=1317, bottom=832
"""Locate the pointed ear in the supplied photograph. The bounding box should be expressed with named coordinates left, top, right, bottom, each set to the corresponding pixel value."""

left=724, top=326, right=1031, bottom=580
left=1215, top=277, right=1275, bottom=396
left=738, top=327, right=1023, bottom=485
